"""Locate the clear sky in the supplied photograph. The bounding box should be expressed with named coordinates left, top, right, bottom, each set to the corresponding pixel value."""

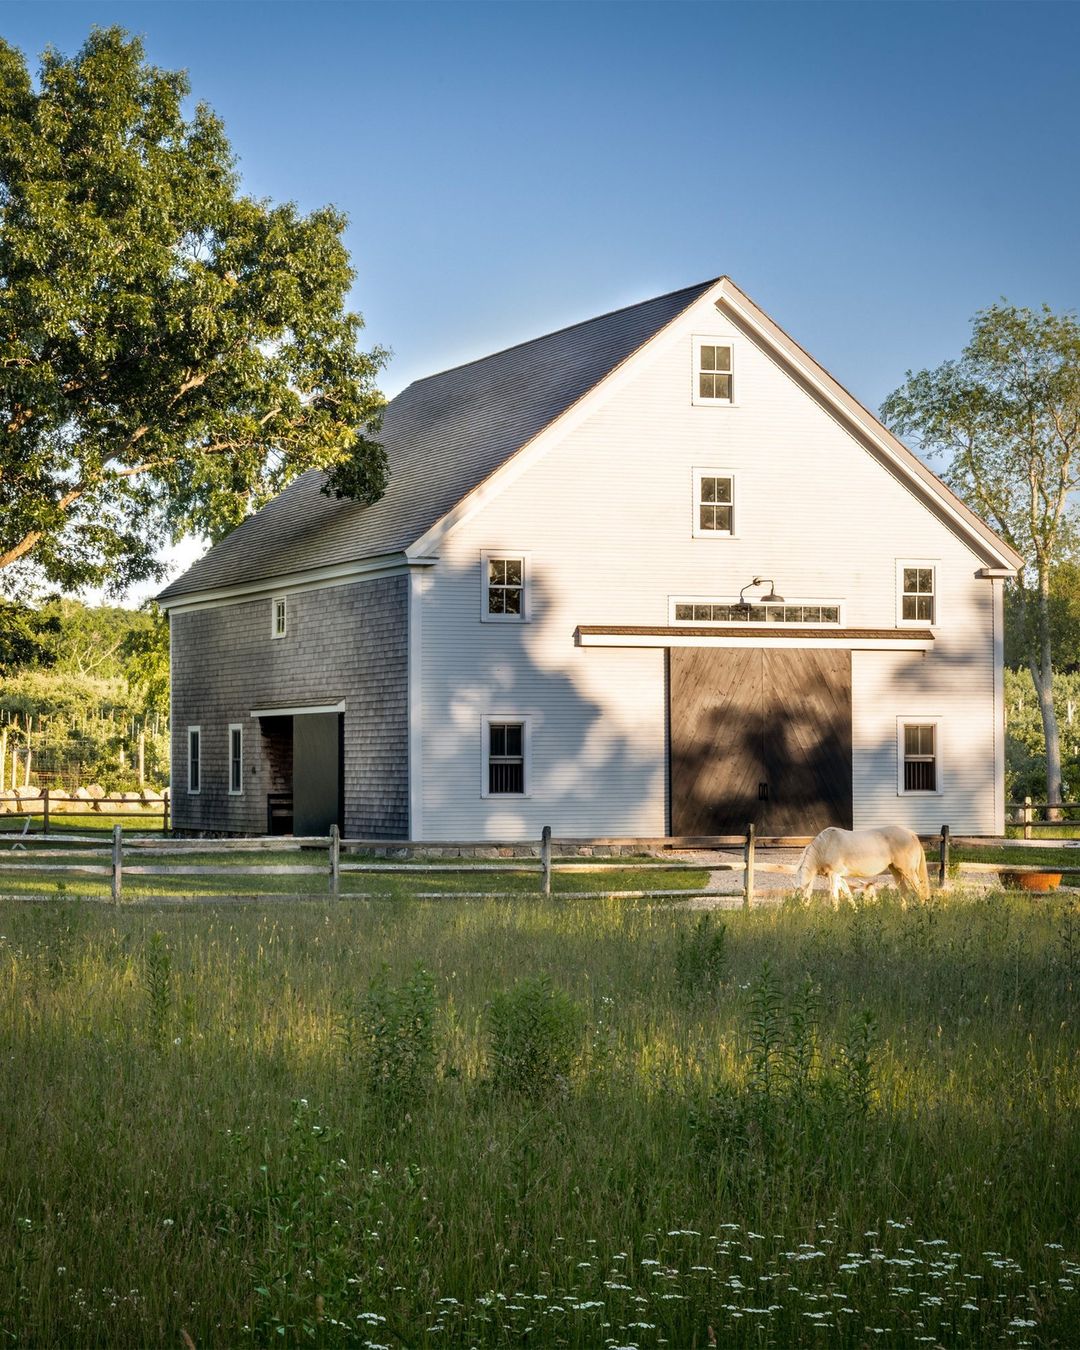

left=3, top=0, right=1079, bottom=596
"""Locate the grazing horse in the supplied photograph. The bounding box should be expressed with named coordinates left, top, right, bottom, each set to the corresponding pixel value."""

left=793, top=825, right=930, bottom=905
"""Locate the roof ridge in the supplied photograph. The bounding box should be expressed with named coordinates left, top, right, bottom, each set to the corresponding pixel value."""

left=399, top=277, right=721, bottom=390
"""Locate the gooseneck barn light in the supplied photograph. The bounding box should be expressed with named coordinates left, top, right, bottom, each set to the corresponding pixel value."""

left=737, top=577, right=785, bottom=608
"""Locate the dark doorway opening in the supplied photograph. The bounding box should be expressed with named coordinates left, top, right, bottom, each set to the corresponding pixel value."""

left=258, top=711, right=344, bottom=836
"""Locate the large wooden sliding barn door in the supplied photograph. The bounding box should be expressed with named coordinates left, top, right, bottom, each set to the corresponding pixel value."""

left=669, top=648, right=852, bottom=836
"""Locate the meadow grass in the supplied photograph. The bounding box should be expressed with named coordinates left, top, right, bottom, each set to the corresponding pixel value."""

left=0, top=888, right=1077, bottom=1347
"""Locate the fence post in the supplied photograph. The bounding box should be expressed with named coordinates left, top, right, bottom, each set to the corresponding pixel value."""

left=1024, top=795, right=1032, bottom=840
left=111, top=824, right=123, bottom=905
left=329, top=823, right=340, bottom=898
left=162, top=790, right=170, bottom=835
left=938, top=824, right=950, bottom=891
left=540, top=825, right=552, bottom=896
left=743, top=823, right=755, bottom=909
left=42, top=786, right=49, bottom=837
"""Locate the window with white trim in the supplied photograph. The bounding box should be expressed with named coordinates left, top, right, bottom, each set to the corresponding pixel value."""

left=692, top=469, right=735, bottom=537
left=672, top=598, right=841, bottom=625
left=692, top=337, right=734, bottom=404
left=899, top=720, right=940, bottom=794
left=272, top=596, right=287, bottom=638
left=228, top=724, right=243, bottom=795
left=187, top=726, right=201, bottom=794
left=483, top=717, right=528, bottom=797
left=899, top=564, right=936, bottom=624
left=484, top=555, right=526, bottom=621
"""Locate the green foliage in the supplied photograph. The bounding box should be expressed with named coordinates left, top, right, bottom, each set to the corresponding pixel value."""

left=0, top=600, right=60, bottom=673
left=0, top=598, right=170, bottom=787
left=352, top=965, right=437, bottom=1108
left=0, top=27, right=387, bottom=593
left=1005, top=666, right=1080, bottom=799
left=486, top=974, right=582, bottom=1098
left=691, top=963, right=879, bottom=1177
left=673, top=913, right=727, bottom=997
left=142, top=931, right=172, bottom=1053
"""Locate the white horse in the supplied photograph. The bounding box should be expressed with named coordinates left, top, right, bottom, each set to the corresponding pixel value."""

left=793, top=825, right=930, bottom=905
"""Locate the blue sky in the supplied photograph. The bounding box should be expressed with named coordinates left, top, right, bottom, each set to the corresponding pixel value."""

left=3, top=0, right=1078, bottom=593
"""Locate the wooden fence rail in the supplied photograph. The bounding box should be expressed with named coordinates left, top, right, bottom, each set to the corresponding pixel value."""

left=0, top=823, right=1075, bottom=905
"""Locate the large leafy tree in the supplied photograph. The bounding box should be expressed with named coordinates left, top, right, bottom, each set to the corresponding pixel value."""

left=0, top=27, right=387, bottom=594
left=882, top=303, right=1080, bottom=807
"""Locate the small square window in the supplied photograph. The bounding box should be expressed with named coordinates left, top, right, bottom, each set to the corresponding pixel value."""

left=272, top=596, right=287, bottom=638
left=899, top=564, right=936, bottom=624
left=692, top=469, right=735, bottom=537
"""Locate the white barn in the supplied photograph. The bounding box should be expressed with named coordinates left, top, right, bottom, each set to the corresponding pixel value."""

left=160, top=277, right=1021, bottom=840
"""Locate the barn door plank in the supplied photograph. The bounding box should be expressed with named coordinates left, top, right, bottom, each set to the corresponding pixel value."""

left=761, top=649, right=852, bottom=834
left=669, top=648, right=764, bottom=834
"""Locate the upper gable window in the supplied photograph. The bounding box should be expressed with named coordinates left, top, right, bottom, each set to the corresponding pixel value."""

left=692, top=337, right=735, bottom=405
left=481, top=552, right=529, bottom=622
left=692, top=469, right=735, bottom=538
left=898, top=563, right=937, bottom=625
left=272, top=596, right=287, bottom=638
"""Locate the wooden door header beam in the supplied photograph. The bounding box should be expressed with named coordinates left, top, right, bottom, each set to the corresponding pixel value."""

left=575, top=626, right=933, bottom=651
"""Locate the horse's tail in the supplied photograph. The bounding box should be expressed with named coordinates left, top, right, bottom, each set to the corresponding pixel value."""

left=916, top=844, right=931, bottom=900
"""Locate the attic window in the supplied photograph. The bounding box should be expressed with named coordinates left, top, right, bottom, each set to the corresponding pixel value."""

left=898, top=563, right=936, bottom=625
left=693, top=337, right=735, bottom=405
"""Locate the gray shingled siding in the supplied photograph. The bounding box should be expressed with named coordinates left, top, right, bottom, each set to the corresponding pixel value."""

left=170, top=575, right=408, bottom=837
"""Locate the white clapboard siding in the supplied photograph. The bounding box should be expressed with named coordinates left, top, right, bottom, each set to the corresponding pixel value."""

left=418, top=289, right=1000, bottom=840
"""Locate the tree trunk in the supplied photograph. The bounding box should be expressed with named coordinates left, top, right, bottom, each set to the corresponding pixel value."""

left=1031, top=573, right=1064, bottom=818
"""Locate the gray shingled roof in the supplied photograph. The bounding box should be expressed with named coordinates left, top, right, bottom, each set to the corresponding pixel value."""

left=157, top=279, right=717, bottom=600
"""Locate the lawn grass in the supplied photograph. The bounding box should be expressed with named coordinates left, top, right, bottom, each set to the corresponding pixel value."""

left=1, top=887, right=1077, bottom=1347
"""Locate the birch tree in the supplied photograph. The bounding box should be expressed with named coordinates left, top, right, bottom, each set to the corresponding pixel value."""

left=882, top=303, right=1080, bottom=806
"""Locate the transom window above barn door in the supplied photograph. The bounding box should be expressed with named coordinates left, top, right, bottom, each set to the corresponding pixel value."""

left=481, top=715, right=531, bottom=797
left=898, top=719, right=941, bottom=794
left=481, top=551, right=529, bottom=622
left=692, top=469, right=736, bottom=537
left=898, top=562, right=937, bottom=625
left=671, top=598, right=842, bottom=625
left=692, top=336, right=735, bottom=405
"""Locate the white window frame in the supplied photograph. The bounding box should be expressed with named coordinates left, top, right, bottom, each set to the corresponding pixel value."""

left=480, top=551, right=531, bottom=624
left=691, top=468, right=737, bottom=539
left=896, top=717, right=943, bottom=796
left=228, top=723, right=244, bottom=796
left=669, top=595, right=844, bottom=626
left=272, top=595, right=287, bottom=639
left=187, top=726, right=201, bottom=795
left=896, top=561, right=938, bottom=628
left=480, top=714, right=532, bottom=799
left=691, top=335, right=737, bottom=406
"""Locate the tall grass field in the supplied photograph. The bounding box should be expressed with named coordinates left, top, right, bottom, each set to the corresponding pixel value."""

left=1, top=889, right=1077, bottom=1347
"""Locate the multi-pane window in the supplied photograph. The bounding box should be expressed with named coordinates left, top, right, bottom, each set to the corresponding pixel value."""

left=487, top=558, right=524, bottom=618
left=488, top=722, right=525, bottom=795
left=187, top=727, right=201, bottom=794
left=902, top=723, right=937, bottom=792
left=697, top=342, right=733, bottom=402
left=695, top=473, right=734, bottom=535
left=272, top=596, right=287, bottom=638
left=228, top=724, right=243, bottom=795
left=673, top=601, right=841, bottom=625
left=901, top=567, right=935, bottom=623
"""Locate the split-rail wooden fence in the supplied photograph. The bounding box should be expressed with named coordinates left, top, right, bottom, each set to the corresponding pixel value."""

left=0, top=822, right=1076, bottom=905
